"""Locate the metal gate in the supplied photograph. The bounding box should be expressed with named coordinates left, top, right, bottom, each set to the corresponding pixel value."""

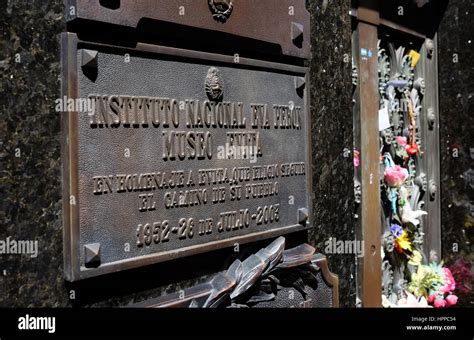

left=351, top=0, right=443, bottom=306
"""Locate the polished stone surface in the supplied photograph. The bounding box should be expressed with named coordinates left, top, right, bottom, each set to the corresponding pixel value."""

left=306, top=0, right=357, bottom=307
left=0, top=0, right=67, bottom=307
left=438, top=0, right=474, bottom=307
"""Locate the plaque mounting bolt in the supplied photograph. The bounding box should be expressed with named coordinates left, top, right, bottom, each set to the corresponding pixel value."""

left=428, top=180, right=437, bottom=200
left=81, top=49, right=98, bottom=70
left=425, top=39, right=435, bottom=59
left=427, top=108, right=436, bottom=129
left=84, top=243, right=101, bottom=268
left=295, top=76, right=306, bottom=92
left=291, top=22, right=304, bottom=47
left=298, top=208, right=309, bottom=226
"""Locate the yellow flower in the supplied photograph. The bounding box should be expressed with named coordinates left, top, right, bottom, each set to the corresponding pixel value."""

left=396, top=230, right=413, bottom=252
left=408, top=250, right=423, bottom=266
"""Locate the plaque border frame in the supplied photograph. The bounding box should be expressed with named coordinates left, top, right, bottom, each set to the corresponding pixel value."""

left=61, top=32, right=312, bottom=281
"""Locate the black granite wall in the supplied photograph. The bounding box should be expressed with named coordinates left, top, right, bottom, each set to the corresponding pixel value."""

left=306, top=0, right=356, bottom=307
left=438, top=0, right=474, bottom=307
left=1, top=0, right=355, bottom=307
left=1, top=0, right=68, bottom=307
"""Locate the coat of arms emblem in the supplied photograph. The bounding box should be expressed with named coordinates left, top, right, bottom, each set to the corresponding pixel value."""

left=208, top=0, right=234, bottom=23
left=205, top=67, right=224, bottom=101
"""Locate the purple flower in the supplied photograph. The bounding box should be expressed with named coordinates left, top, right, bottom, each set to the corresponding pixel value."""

left=390, top=224, right=403, bottom=238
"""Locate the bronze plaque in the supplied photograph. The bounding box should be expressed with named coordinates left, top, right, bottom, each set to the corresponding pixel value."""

left=65, top=0, right=310, bottom=59
left=61, top=33, right=311, bottom=281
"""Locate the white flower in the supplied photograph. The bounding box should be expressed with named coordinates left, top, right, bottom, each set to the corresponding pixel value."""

left=396, top=292, right=432, bottom=308
left=399, top=186, right=428, bottom=226
left=382, top=294, right=393, bottom=308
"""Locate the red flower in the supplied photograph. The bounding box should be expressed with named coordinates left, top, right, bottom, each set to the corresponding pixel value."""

left=406, top=143, right=419, bottom=155
left=394, top=242, right=403, bottom=254
left=353, top=150, right=360, bottom=168
left=442, top=268, right=456, bottom=293
left=396, top=136, right=407, bottom=147
left=445, top=294, right=458, bottom=307
left=433, top=298, right=446, bottom=308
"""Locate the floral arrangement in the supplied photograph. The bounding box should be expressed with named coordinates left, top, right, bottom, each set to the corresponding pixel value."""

left=381, top=137, right=457, bottom=308
left=377, top=52, right=459, bottom=308
left=383, top=221, right=458, bottom=308
left=353, top=149, right=360, bottom=168
left=382, top=291, right=430, bottom=308
left=381, top=162, right=457, bottom=307
left=408, top=263, right=458, bottom=308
